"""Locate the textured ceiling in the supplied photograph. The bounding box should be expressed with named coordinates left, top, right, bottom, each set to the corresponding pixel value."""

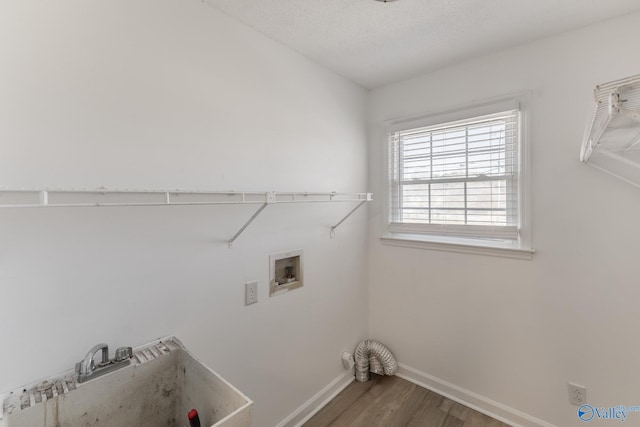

left=203, top=0, right=640, bottom=88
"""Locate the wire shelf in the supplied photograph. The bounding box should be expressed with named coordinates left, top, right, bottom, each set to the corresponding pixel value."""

left=0, top=188, right=373, bottom=247
left=581, top=74, right=640, bottom=189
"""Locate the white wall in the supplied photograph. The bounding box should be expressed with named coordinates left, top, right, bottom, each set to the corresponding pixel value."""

left=368, top=12, right=640, bottom=427
left=0, top=1, right=369, bottom=426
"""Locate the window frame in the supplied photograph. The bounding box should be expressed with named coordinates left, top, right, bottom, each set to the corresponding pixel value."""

left=381, top=94, right=534, bottom=259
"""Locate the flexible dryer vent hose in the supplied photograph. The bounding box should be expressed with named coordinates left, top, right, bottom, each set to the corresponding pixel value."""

left=354, top=339, right=398, bottom=382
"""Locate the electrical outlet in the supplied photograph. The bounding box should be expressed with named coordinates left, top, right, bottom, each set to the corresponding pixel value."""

left=245, top=281, right=258, bottom=306
left=568, top=382, right=586, bottom=406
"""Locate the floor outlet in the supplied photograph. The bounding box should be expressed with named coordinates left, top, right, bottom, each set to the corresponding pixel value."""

left=245, top=281, right=258, bottom=306
left=568, top=382, right=586, bottom=406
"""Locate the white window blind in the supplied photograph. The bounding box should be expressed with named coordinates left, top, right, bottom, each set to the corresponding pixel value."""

left=389, top=110, right=520, bottom=240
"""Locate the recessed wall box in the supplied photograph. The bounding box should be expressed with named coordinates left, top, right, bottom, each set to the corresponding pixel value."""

left=270, top=250, right=303, bottom=297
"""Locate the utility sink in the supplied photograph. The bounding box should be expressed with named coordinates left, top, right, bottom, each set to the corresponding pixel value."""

left=0, top=337, right=252, bottom=427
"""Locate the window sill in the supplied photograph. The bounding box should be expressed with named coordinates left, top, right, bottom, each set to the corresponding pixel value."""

left=380, top=233, right=535, bottom=260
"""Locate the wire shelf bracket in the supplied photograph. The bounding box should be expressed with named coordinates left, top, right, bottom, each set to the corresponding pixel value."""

left=330, top=199, right=369, bottom=239
left=227, top=193, right=275, bottom=248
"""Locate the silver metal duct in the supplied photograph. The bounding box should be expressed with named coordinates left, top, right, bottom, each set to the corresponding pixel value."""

left=354, top=339, right=398, bottom=382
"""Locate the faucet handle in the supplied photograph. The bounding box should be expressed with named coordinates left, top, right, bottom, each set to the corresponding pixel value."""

left=114, top=347, right=133, bottom=362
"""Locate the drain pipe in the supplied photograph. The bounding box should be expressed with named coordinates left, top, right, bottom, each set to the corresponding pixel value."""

left=354, top=339, right=398, bottom=382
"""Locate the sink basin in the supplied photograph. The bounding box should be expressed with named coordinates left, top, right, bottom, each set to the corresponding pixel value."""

left=0, top=337, right=252, bottom=427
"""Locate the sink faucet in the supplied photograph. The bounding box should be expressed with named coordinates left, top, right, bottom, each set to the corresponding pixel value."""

left=75, top=343, right=132, bottom=383
left=78, top=343, right=109, bottom=376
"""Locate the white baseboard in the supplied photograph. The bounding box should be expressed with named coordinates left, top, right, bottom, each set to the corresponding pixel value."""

left=276, top=369, right=355, bottom=427
left=397, top=363, right=555, bottom=427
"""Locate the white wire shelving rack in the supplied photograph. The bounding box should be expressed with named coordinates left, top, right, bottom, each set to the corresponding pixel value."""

left=0, top=188, right=372, bottom=247
left=580, top=74, right=640, bottom=188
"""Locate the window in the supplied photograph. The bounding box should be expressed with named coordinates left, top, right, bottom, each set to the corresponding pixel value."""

left=385, top=97, right=532, bottom=257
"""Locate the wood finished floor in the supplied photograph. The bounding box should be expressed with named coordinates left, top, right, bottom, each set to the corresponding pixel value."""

left=303, top=375, right=511, bottom=427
